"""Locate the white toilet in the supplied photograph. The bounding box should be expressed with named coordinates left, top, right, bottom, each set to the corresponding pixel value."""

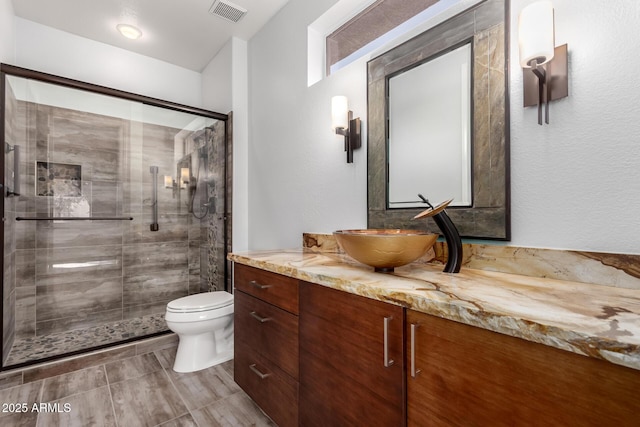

left=165, top=291, right=234, bottom=373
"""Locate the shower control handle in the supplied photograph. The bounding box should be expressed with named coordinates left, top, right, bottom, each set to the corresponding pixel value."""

left=249, top=280, right=272, bottom=290
left=249, top=364, right=271, bottom=380
left=250, top=311, right=272, bottom=323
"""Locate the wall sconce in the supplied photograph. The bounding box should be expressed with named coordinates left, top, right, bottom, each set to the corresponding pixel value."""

left=518, top=1, right=568, bottom=125
left=180, top=167, right=190, bottom=189
left=164, top=174, right=178, bottom=198
left=331, top=96, right=361, bottom=163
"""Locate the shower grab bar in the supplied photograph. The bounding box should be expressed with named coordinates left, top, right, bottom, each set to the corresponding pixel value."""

left=16, top=216, right=134, bottom=221
left=150, top=166, right=159, bottom=231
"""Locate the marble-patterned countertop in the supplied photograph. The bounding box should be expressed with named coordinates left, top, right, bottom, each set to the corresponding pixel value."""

left=229, top=249, right=640, bottom=371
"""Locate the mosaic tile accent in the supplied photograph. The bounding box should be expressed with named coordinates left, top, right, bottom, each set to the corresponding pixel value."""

left=4, top=314, right=168, bottom=367
left=35, top=161, right=82, bottom=197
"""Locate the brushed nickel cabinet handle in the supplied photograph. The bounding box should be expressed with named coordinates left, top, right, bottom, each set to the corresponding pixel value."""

left=249, top=364, right=271, bottom=379
left=410, top=323, right=421, bottom=378
left=250, top=311, right=272, bottom=323
left=383, top=316, right=394, bottom=367
left=249, top=280, right=272, bottom=290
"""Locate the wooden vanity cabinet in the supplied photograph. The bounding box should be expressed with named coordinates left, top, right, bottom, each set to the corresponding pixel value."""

left=299, top=281, right=405, bottom=426
left=233, top=264, right=299, bottom=427
left=406, top=309, right=640, bottom=427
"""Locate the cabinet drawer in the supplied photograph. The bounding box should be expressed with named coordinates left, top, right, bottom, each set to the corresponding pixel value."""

left=235, top=290, right=299, bottom=379
left=234, top=264, right=299, bottom=314
left=235, top=341, right=298, bottom=427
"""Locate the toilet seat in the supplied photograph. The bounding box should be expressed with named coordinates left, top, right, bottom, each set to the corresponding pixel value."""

left=167, top=291, right=233, bottom=313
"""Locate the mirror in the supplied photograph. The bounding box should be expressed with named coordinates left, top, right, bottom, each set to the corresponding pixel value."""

left=367, top=0, right=510, bottom=240
left=388, top=42, right=472, bottom=208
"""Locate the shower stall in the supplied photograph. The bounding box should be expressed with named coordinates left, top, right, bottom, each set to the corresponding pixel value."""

left=1, top=64, right=231, bottom=369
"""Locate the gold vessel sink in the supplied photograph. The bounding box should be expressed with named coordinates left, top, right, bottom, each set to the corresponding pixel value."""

left=334, top=229, right=438, bottom=272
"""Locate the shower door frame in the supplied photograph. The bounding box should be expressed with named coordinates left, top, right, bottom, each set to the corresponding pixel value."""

left=0, top=63, right=231, bottom=371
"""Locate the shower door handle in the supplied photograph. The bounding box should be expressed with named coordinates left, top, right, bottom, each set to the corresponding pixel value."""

left=6, top=143, right=20, bottom=196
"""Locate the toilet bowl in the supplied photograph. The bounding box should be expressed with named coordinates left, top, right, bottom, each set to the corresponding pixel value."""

left=165, top=291, right=234, bottom=373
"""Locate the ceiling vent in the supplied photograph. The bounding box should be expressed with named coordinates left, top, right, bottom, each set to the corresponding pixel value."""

left=209, top=0, right=248, bottom=23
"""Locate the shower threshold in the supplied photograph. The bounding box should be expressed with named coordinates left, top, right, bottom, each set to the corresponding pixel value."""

left=4, top=313, right=169, bottom=368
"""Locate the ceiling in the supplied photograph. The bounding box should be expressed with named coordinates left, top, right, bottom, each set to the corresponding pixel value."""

left=12, top=0, right=291, bottom=71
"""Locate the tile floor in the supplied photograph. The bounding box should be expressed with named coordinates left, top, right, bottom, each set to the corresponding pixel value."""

left=0, top=346, right=276, bottom=427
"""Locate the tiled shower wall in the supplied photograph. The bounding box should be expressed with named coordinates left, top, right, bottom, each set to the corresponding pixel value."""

left=5, top=100, right=226, bottom=350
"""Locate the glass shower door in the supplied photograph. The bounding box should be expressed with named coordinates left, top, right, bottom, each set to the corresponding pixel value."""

left=2, top=68, right=228, bottom=369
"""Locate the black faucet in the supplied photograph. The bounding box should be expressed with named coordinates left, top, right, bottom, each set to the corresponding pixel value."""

left=414, top=194, right=462, bottom=273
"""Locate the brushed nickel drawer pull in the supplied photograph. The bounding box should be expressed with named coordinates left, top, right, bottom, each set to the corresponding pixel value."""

left=410, top=323, right=421, bottom=378
left=249, top=280, right=272, bottom=290
left=383, top=316, right=394, bottom=367
left=249, top=364, right=271, bottom=379
left=250, top=311, right=272, bottom=323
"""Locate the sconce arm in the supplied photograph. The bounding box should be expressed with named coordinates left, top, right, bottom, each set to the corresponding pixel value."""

left=530, top=62, right=548, bottom=125
left=335, top=127, right=348, bottom=137
left=335, top=114, right=361, bottom=163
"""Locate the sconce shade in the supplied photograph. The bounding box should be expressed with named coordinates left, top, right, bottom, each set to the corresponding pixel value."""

left=518, top=1, right=555, bottom=68
left=331, top=96, right=349, bottom=129
left=181, top=168, right=190, bottom=185
left=164, top=175, right=173, bottom=188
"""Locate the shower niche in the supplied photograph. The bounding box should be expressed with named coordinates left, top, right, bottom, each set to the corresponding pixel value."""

left=1, top=64, right=230, bottom=369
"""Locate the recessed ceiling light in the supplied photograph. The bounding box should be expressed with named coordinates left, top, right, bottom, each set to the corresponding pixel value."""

left=116, top=23, right=142, bottom=40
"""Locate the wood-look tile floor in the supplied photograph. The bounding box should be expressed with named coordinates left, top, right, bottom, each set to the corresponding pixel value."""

left=0, top=347, right=276, bottom=427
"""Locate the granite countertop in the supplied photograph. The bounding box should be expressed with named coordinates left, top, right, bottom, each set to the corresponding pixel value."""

left=229, top=249, right=640, bottom=371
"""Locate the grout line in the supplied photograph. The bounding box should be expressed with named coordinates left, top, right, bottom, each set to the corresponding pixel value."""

left=156, top=349, right=193, bottom=422
left=104, top=364, right=120, bottom=427
left=35, top=378, right=45, bottom=427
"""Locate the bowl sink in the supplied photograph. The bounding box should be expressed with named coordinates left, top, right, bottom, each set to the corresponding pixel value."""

left=334, top=229, right=438, bottom=272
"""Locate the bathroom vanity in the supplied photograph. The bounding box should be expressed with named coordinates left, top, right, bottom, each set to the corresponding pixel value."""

left=230, top=244, right=640, bottom=426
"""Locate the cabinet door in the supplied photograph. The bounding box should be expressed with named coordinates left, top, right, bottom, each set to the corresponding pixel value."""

left=406, top=310, right=640, bottom=427
left=299, top=282, right=405, bottom=426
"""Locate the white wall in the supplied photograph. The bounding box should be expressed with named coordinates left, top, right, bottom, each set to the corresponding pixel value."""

left=14, top=18, right=202, bottom=107
left=508, top=0, right=640, bottom=253
left=248, top=0, right=368, bottom=250
left=0, top=0, right=14, bottom=63
left=231, top=38, right=250, bottom=252
left=202, top=41, right=233, bottom=113
left=201, top=37, right=251, bottom=252
left=247, top=0, right=640, bottom=254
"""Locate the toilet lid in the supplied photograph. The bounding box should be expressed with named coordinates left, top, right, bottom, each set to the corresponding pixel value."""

left=167, top=292, right=233, bottom=313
